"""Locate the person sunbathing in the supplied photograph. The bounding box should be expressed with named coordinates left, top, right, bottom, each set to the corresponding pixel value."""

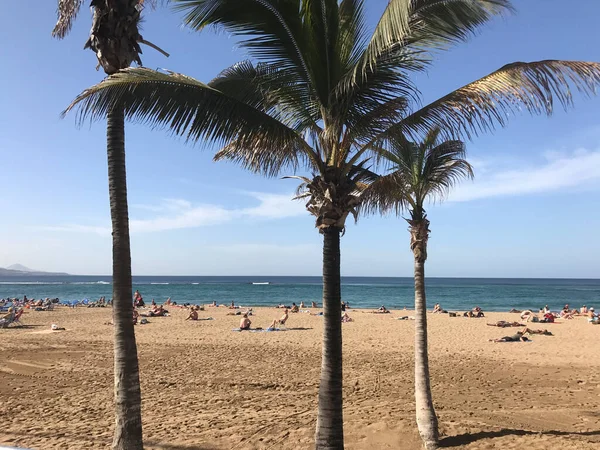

left=341, top=312, right=353, bottom=323
left=290, top=303, right=299, bottom=313
left=268, top=309, right=289, bottom=329
left=311, top=301, right=318, bottom=308
left=374, top=305, right=390, bottom=314
left=142, top=305, right=166, bottom=317
left=489, top=330, right=529, bottom=342
left=523, top=327, right=553, bottom=336
left=300, top=301, right=305, bottom=309
left=487, top=321, right=525, bottom=328
left=239, top=313, right=252, bottom=330
left=432, top=303, right=442, bottom=313
left=186, top=308, right=198, bottom=321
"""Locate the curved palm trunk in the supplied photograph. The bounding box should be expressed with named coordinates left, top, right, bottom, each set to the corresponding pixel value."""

left=107, top=106, right=143, bottom=450
left=315, top=227, right=344, bottom=449
left=410, top=218, right=439, bottom=450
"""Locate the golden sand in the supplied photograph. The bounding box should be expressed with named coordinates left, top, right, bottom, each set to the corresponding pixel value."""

left=0, top=306, right=598, bottom=449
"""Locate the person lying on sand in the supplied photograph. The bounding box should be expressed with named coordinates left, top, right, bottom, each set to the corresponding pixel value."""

left=186, top=308, right=198, bottom=321
left=239, top=313, right=252, bottom=330
left=523, top=327, right=553, bottom=336
left=489, top=331, right=529, bottom=342
left=373, top=305, right=390, bottom=314
left=509, top=308, right=522, bottom=313
left=341, top=312, right=353, bottom=323
left=268, top=309, right=289, bottom=330
left=487, top=321, right=525, bottom=328
left=142, top=305, right=167, bottom=317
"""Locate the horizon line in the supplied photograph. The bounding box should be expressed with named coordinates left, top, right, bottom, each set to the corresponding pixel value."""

left=5, top=274, right=599, bottom=281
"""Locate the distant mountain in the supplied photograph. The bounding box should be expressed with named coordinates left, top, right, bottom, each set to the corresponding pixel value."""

left=6, top=264, right=35, bottom=272
left=0, top=264, right=69, bottom=277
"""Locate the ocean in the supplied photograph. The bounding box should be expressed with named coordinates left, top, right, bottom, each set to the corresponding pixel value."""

left=1, top=276, right=599, bottom=312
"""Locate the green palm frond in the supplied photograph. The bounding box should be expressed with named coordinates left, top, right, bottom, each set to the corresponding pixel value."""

left=63, top=67, right=314, bottom=175
left=361, top=128, right=473, bottom=217
left=402, top=0, right=512, bottom=54
left=362, top=0, right=511, bottom=70
left=175, top=0, right=313, bottom=83
left=300, top=0, right=340, bottom=103
left=209, top=60, right=320, bottom=132
left=337, top=0, right=369, bottom=70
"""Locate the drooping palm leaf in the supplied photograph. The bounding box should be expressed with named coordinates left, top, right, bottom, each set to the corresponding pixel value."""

left=360, top=60, right=600, bottom=154
left=209, top=60, right=319, bottom=132
left=52, top=0, right=166, bottom=39
left=63, top=67, right=317, bottom=175
left=52, top=0, right=85, bottom=38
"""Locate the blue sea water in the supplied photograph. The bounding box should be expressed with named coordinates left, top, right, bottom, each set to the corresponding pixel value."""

left=1, top=276, right=599, bottom=312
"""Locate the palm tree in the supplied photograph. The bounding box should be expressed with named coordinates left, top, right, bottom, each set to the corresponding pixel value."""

left=53, top=2, right=167, bottom=448
left=61, top=1, right=600, bottom=447
left=363, top=128, right=473, bottom=449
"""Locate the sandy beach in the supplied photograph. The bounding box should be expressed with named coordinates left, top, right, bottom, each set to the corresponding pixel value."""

left=0, top=306, right=598, bottom=449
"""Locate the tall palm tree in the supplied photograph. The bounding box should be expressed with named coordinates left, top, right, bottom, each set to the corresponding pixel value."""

left=53, top=2, right=167, bottom=448
left=61, top=1, right=600, bottom=448
left=363, top=129, right=473, bottom=449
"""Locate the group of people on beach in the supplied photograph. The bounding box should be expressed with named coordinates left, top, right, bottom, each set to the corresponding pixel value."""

left=517, top=304, right=598, bottom=323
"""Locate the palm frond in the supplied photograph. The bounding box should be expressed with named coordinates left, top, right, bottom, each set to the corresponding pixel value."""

left=402, top=0, right=512, bottom=54
left=362, top=0, right=511, bottom=70
left=420, top=140, right=474, bottom=203
left=360, top=128, right=472, bottom=217
left=63, top=67, right=314, bottom=176
left=174, top=0, right=313, bottom=84
left=300, top=0, right=340, bottom=104
left=52, top=0, right=168, bottom=39
left=337, top=0, right=369, bottom=70
left=52, top=0, right=84, bottom=39
left=209, top=60, right=320, bottom=132
left=359, top=171, right=412, bottom=217
left=364, top=60, right=600, bottom=149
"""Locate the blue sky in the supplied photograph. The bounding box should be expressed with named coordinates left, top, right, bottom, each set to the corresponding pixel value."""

left=0, top=1, right=599, bottom=277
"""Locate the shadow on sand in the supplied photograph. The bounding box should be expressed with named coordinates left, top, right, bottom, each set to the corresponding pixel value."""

left=440, top=428, right=600, bottom=447
left=146, top=442, right=219, bottom=450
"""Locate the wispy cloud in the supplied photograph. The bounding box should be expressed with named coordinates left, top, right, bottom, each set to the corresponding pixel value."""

left=38, top=192, right=306, bottom=235
left=449, top=149, right=600, bottom=202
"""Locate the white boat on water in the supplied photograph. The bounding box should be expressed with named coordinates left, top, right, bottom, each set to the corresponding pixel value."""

left=252, top=282, right=270, bottom=285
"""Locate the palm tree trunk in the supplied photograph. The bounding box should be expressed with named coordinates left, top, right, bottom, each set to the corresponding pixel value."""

left=315, top=227, right=344, bottom=450
left=414, top=257, right=439, bottom=449
left=107, top=106, right=143, bottom=450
